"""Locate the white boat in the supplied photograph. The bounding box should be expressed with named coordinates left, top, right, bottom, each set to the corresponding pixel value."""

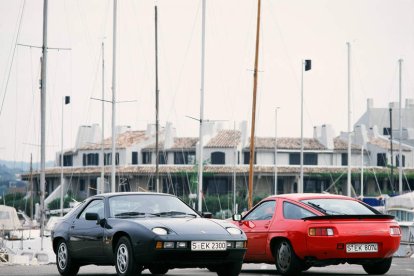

left=385, top=192, right=414, bottom=257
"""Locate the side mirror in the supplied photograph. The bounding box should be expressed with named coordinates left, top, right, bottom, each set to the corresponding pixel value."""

left=202, top=212, right=213, bottom=219
left=85, top=212, right=100, bottom=221
left=232, top=214, right=242, bottom=222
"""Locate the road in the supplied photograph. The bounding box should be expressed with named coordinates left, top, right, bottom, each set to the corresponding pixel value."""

left=0, top=258, right=413, bottom=276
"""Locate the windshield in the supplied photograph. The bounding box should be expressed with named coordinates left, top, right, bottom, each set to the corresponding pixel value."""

left=108, top=194, right=199, bottom=218
left=301, top=198, right=378, bottom=215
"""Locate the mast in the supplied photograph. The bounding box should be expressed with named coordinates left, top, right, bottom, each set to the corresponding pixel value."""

left=30, top=153, right=33, bottom=220
left=347, top=42, right=352, bottom=197
left=39, top=0, right=48, bottom=250
left=233, top=121, right=237, bottom=213
left=274, top=107, right=279, bottom=194
left=100, top=42, right=105, bottom=194
left=155, top=5, right=160, bottom=193
left=398, top=59, right=403, bottom=194
left=248, top=0, right=261, bottom=209
left=300, top=61, right=304, bottom=193
left=197, top=0, right=206, bottom=212
left=111, top=0, right=118, bottom=193
left=389, top=108, right=394, bottom=192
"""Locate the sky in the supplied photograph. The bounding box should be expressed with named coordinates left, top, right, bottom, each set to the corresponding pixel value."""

left=0, top=0, right=413, bottom=164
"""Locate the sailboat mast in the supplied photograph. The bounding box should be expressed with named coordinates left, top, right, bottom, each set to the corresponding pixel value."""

left=40, top=0, right=48, bottom=250
left=398, top=59, right=403, bottom=194
left=155, top=5, right=160, bottom=193
left=111, top=0, right=118, bottom=193
left=101, top=41, right=105, bottom=194
left=197, top=0, right=206, bottom=212
left=347, top=42, right=352, bottom=197
left=248, top=0, right=261, bottom=210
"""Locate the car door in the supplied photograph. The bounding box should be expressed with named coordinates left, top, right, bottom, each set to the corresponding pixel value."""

left=69, top=199, right=105, bottom=260
left=238, top=200, right=276, bottom=258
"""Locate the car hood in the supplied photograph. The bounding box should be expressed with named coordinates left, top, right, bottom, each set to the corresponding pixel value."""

left=127, top=217, right=237, bottom=235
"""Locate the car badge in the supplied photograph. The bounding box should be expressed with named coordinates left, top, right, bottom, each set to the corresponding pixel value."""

left=201, top=230, right=207, bottom=234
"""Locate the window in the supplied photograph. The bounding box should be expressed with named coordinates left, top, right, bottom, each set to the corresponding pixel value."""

left=79, top=179, right=85, bottom=192
left=211, top=152, right=225, bottom=164
left=142, top=152, right=152, bottom=164
left=61, top=155, right=73, bottom=166
left=383, top=127, right=391, bottom=136
left=132, top=152, right=138, bottom=165
left=301, top=198, right=378, bottom=215
left=341, top=153, right=348, bottom=166
left=396, top=155, right=405, bottom=167
left=82, top=153, right=99, bottom=166
left=243, top=152, right=256, bottom=164
left=289, top=153, right=300, bottom=165
left=78, top=199, right=104, bottom=220
left=377, top=153, right=387, bottom=167
left=174, top=151, right=195, bottom=164
left=283, top=202, right=315, bottom=220
left=158, top=151, right=167, bottom=164
left=243, top=201, right=276, bottom=221
left=304, top=153, right=318, bottom=165
left=105, top=153, right=120, bottom=165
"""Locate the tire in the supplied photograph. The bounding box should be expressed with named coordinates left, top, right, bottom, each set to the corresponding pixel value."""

left=56, top=239, right=80, bottom=276
left=216, top=261, right=243, bottom=276
left=362, top=258, right=392, bottom=275
left=149, top=266, right=168, bottom=275
left=274, top=240, right=302, bottom=276
left=115, top=236, right=142, bottom=276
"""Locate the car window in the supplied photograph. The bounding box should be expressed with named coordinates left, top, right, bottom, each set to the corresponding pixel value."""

left=78, top=199, right=104, bottom=220
left=301, top=198, right=378, bottom=215
left=243, top=201, right=276, bottom=221
left=283, top=202, right=315, bottom=220
left=108, top=194, right=199, bottom=218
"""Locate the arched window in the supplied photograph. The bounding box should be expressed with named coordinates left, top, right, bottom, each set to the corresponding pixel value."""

left=211, top=152, right=225, bottom=165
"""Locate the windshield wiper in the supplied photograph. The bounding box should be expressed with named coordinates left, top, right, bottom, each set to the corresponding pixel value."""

left=150, top=211, right=197, bottom=217
left=115, top=211, right=146, bottom=218
left=305, top=202, right=328, bottom=215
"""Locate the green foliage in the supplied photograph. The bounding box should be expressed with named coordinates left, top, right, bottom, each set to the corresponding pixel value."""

left=2, top=192, right=40, bottom=215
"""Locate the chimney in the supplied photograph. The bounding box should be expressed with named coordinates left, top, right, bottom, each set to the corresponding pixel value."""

left=389, top=102, right=399, bottom=109
left=314, top=124, right=334, bottom=149
left=164, top=122, right=176, bottom=149
left=75, top=124, right=101, bottom=150
left=353, top=124, right=368, bottom=146
left=146, top=124, right=156, bottom=136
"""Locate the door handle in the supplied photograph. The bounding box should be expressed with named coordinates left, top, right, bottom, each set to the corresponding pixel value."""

left=264, top=222, right=270, bottom=228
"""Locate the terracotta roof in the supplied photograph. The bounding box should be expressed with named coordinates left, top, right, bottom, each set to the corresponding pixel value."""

left=144, top=137, right=198, bottom=150
left=79, top=131, right=148, bottom=150
left=251, top=137, right=326, bottom=150
left=22, top=164, right=405, bottom=178
left=369, top=137, right=412, bottom=151
left=333, top=137, right=362, bottom=151
left=206, top=130, right=241, bottom=148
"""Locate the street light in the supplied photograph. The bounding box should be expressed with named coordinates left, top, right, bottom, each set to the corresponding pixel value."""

left=60, top=96, right=70, bottom=216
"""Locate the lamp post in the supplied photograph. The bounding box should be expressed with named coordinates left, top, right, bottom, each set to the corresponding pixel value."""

left=60, top=96, right=70, bottom=216
left=300, top=59, right=311, bottom=193
left=274, top=107, right=280, bottom=195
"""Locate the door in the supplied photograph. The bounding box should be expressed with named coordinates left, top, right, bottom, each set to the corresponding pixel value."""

left=238, top=200, right=276, bottom=258
left=69, top=199, right=105, bottom=260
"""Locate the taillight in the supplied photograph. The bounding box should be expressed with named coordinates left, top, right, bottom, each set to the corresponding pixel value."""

left=308, top=227, right=334, bottom=236
left=390, top=226, right=401, bottom=236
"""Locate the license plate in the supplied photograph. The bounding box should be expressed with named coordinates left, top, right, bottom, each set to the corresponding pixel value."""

left=346, top=243, right=378, bottom=253
left=191, top=241, right=227, bottom=251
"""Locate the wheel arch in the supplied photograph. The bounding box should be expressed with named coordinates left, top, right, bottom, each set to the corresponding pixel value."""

left=112, top=231, right=132, bottom=252
left=52, top=237, right=66, bottom=254
left=270, top=236, right=291, bottom=258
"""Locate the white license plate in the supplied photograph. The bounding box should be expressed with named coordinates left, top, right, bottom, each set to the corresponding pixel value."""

left=346, top=243, right=378, bottom=253
left=191, top=241, right=227, bottom=251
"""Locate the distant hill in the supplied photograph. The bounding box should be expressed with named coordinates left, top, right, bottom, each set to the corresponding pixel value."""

left=0, top=159, right=54, bottom=172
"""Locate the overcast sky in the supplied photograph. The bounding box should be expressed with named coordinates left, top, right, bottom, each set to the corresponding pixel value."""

left=0, top=0, right=413, bottom=164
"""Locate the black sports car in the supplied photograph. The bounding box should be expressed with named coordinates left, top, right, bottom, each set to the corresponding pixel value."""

left=51, top=192, right=247, bottom=276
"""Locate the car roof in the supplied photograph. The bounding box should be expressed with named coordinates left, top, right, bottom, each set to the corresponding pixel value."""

left=265, top=193, right=356, bottom=202
left=89, top=192, right=175, bottom=199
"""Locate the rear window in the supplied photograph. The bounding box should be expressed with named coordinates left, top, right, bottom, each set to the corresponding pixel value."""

left=301, top=198, right=378, bottom=215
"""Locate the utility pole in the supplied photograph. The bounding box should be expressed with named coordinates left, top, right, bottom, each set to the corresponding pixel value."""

left=248, top=0, right=261, bottom=210
left=111, top=0, right=118, bottom=193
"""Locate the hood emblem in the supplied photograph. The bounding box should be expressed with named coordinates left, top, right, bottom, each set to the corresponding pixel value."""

left=201, top=230, right=207, bottom=234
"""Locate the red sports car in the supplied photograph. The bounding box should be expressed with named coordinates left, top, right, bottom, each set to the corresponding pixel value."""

left=232, top=193, right=401, bottom=275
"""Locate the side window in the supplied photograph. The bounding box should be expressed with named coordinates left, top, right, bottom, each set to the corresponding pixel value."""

left=243, top=201, right=276, bottom=221
left=78, top=199, right=104, bottom=220
left=283, top=202, right=315, bottom=220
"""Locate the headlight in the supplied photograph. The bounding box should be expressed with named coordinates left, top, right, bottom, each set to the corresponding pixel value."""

left=152, top=227, right=168, bottom=235
left=226, top=227, right=242, bottom=235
